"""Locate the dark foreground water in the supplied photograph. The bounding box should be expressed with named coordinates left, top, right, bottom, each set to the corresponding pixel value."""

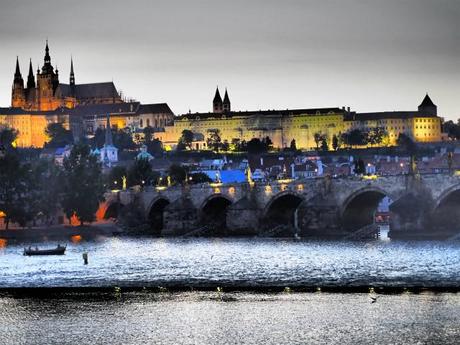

left=0, top=291, right=459, bottom=345
left=0, top=237, right=459, bottom=287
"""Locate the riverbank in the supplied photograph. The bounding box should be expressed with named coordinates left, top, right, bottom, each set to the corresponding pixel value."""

left=0, top=223, right=122, bottom=241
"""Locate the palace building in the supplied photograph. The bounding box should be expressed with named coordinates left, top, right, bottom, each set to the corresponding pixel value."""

left=1, top=42, right=174, bottom=147
left=155, top=88, right=443, bottom=151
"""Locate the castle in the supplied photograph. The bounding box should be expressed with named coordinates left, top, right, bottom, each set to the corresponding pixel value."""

left=12, top=41, right=122, bottom=111
left=155, top=87, right=443, bottom=150
left=1, top=42, right=174, bottom=148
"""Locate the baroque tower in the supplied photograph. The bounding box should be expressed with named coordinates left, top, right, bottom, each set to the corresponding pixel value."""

left=11, top=57, right=26, bottom=108
left=213, top=86, right=223, bottom=113
left=223, top=88, right=231, bottom=112
left=36, top=40, right=61, bottom=111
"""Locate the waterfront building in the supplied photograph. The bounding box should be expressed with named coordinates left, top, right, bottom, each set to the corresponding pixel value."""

left=155, top=89, right=443, bottom=151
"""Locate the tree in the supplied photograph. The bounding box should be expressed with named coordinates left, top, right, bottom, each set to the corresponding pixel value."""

left=61, top=144, right=105, bottom=225
left=128, top=158, right=158, bottom=187
left=397, top=133, right=417, bottom=154
left=320, top=137, right=329, bottom=151
left=353, top=158, right=365, bottom=175
left=0, top=127, right=18, bottom=152
left=246, top=138, right=266, bottom=154
left=207, top=129, right=222, bottom=152
left=290, top=139, right=297, bottom=151
left=264, top=136, right=273, bottom=151
left=45, top=123, right=73, bottom=148
left=221, top=140, right=229, bottom=152
left=343, top=129, right=367, bottom=147
left=91, top=127, right=135, bottom=151
left=177, top=130, right=194, bottom=151
left=443, top=120, right=460, bottom=140
left=314, top=133, right=322, bottom=149
left=230, top=138, right=241, bottom=152
left=189, top=172, right=212, bottom=184
left=107, top=166, right=127, bottom=189
left=368, top=127, right=387, bottom=146
left=142, top=126, right=155, bottom=143
left=168, top=164, right=187, bottom=185
left=332, top=134, right=339, bottom=151
left=0, top=153, right=29, bottom=229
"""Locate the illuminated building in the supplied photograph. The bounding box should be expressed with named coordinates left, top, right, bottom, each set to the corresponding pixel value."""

left=155, top=89, right=443, bottom=150
left=1, top=42, right=174, bottom=148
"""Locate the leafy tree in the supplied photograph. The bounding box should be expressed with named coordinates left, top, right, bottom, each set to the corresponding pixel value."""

left=314, top=133, right=322, bottom=149
left=107, top=166, right=127, bottom=189
left=443, top=120, right=460, bottom=140
left=45, top=123, right=73, bottom=148
left=320, top=137, right=329, bottom=151
left=92, top=127, right=135, bottom=151
left=332, top=134, right=339, bottom=151
left=168, top=164, right=187, bottom=185
left=353, top=158, right=365, bottom=175
left=264, top=136, right=273, bottom=151
left=246, top=138, right=266, bottom=154
left=343, top=129, right=367, bottom=147
left=367, top=127, right=387, bottom=146
left=142, top=126, right=155, bottom=143
left=0, top=127, right=18, bottom=152
left=177, top=130, right=194, bottom=151
left=128, top=158, right=158, bottom=187
left=207, top=129, right=222, bottom=152
left=61, top=144, right=105, bottom=225
left=189, top=172, right=212, bottom=184
left=0, top=153, right=30, bottom=229
left=397, top=133, right=417, bottom=154
left=221, top=140, right=229, bottom=152
left=290, top=139, right=297, bottom=151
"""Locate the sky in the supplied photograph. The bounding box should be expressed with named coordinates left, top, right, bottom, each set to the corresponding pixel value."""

left=0, top=0, right=459, bottom=119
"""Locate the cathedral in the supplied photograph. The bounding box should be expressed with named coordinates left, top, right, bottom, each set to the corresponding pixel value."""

left=12, top=41, right=122, bottom=111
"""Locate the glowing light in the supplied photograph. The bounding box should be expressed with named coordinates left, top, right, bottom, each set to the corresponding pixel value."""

left=277, top=179, right=293, bottom=184
left=0, top=238, right=7, bottom=248
left=209, top=182, right=223, bottom=187
left=71, top=235, right=82, bottom=244
left=280, top=184, right=287, bottom=191
left=228, top=186, right=235, bottom=196
left=156, top=186, right=167, bottom=191
left=362, top=175, right=378, bottom=180
left=297, top=184, right=304, bottom=191
left=214, top=187, right=221, bottom=194
left=265, top=185, right=272, bottom=195
left=0, top=211, right=6, bottom=218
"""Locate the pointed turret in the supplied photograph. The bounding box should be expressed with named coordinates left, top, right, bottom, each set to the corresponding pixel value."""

left=14, top=56, right=22, bottom=80
left=27, top=59, right=35, bottom=89
left=70, top=57, right=75, bottom=86
left=41, top=40, right=54, bottom=74
left=12, top=57, right=25, bottom=108
left=418, top=93, right=437, bottom=116
left=223, top=88, right=231, bottom=112
left=213, top=86, right=223, bottom=113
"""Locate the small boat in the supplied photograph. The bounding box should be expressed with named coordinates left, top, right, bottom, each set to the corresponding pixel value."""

left=23, top=244, right=66, bottom=256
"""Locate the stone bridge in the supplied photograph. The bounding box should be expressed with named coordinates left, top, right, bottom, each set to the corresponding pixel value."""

left=103, top=174, right=460, bottom=238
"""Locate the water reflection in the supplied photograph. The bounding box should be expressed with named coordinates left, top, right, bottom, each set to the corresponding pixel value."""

left=0, top=292, right=458, bottom=345
left=0, top=238, right=458, bottom=288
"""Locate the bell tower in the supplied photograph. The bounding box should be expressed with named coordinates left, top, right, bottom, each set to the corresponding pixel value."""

left=12, top=57, right=26, bottom=108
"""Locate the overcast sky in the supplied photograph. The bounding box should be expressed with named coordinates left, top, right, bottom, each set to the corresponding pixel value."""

left=0, top=0, right=459, bottom=119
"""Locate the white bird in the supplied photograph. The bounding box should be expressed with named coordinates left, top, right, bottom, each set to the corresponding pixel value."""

left=369, top=295, right=379, bottom=303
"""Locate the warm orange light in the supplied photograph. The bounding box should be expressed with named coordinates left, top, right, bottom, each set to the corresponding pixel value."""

left=297, top=184, right=304, bottom=191
left=0, top=211, right=6, bottom=218
left=228, top=187, right=235, bottom=196
left=70, top=212, right=80, bottom=226
left=71, top=235, right=82, bottom=244
left=0, top=238, right=7, bottom=248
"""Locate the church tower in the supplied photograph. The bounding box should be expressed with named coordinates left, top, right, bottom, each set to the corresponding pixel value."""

left=11, top=57, right=26, bottom=108
left=36, top=40, right=61, bottom=111
left=27, top=59, right=35, bottom=89
left=418, top=93, right=437, bottom=116
left=223, top=88, right=231, bottom=112
left=213, top=87, right=223, bottom=113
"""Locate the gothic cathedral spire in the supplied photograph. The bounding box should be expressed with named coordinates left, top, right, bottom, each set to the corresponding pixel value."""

left=70, top=57, right=75, bottom=86
left=223, top=88, right=231, bottom=112
left=27, top=58, right=36, bottom=88
left=213, top=86, right=223, bottom=113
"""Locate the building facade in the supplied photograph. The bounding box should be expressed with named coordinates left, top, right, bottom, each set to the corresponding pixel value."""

left=1, top=42, right=174, bottom=148
left=155, top=89, right=443, bottom=150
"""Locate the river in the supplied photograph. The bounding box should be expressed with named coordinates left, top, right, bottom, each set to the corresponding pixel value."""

left=0, top=237, right=459, bottom=288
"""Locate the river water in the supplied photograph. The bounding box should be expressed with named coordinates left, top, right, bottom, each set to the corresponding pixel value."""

left=1, top=237, right=459, bottom=344
left=0, top=237, right=459, bottom=288
left=0, top=291, right=459, bottom=344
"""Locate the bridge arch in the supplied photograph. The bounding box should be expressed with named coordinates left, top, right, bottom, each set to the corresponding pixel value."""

left=264, top=191, right=305, bottom=228
left=199, top=194, right=233, bottom=230
left=431, top=184, right=460, bottom=232
left=148, top=197, right=171, bottom=234
left=340, top=186, right=389, bottom=231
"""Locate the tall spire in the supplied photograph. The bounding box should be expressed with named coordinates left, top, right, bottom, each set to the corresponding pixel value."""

left=223, top=88, right=231, bottom=112
left=105, top=113, right=113, bottom=146
left=70, top=57, right=75, bottom=86
left=14, top=56, right=22, bottom=78
left=27, top=58, right=35, bottom=88
left=41, top=39, right=54, bottom=74
left=213, top=86, right=223, bottom=113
